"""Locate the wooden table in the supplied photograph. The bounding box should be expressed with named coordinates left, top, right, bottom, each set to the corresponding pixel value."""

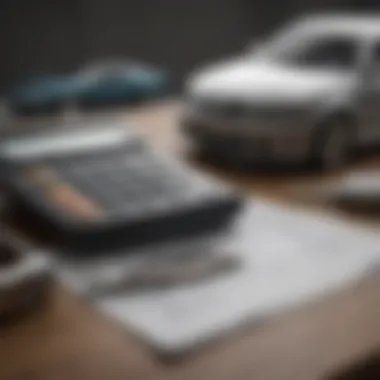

left=2, top=101, right=380, bottom=380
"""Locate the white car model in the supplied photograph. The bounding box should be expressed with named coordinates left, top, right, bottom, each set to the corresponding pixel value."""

left=182, top=14, right=380, bottom=169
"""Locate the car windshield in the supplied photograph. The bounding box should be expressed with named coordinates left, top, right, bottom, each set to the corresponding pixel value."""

left=248, top=22, right=358, bottom=71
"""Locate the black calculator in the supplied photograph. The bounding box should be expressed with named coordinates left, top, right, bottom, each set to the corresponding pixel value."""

left=0, top=120, right=242, bottom=254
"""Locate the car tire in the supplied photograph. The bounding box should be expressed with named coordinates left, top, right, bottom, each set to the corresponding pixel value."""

left=312, top=117, right=354, bottom=171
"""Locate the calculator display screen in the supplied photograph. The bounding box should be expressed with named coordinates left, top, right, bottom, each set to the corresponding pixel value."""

left=0, top=123, right=139, bottom=161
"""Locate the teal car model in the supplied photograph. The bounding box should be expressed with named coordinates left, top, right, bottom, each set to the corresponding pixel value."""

left=74, top=60, right=169, bottom=105
left=8, top=60, right=170, bottom=113
left=7, top=74, right=75, bottom=113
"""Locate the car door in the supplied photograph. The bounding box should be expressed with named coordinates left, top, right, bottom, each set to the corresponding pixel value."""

left=357, top=41, right=380, bottom=143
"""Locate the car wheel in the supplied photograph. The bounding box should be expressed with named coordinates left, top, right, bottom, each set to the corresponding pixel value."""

left=313, top=117, right=354, bottom=171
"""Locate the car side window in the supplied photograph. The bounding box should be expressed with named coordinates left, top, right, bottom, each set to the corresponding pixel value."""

left=284, top=36, right=358, bottom=70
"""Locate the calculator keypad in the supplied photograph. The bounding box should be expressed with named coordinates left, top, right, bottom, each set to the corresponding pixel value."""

left=46, top=149, right=196, bottom=219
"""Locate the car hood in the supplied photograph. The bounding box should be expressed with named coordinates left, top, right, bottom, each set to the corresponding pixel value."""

left=188, top=59, right=353, bottom=104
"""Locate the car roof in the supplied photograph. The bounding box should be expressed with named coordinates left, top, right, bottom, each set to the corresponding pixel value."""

left=294, top=14, right=380, bottom=39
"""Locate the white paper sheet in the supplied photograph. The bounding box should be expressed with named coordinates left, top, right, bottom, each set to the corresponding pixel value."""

left=91, top=201, right=380, bottom=354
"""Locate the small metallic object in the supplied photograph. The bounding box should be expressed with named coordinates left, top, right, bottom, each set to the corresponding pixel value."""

left=0, top=232, right=52, bottom=324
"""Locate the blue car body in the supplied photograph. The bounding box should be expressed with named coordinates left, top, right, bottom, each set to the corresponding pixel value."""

left=8, top=61, right=169, bottom=112
left=74, top=65, right=169, bottom=105
left=8, top=75, right=75, bottom=111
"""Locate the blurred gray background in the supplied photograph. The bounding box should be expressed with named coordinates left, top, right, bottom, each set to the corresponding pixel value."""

left=0, top=0, right=377, bottom=91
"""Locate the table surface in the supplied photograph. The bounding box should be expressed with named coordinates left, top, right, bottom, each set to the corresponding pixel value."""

left=2, top=101, right=380, bottom=380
